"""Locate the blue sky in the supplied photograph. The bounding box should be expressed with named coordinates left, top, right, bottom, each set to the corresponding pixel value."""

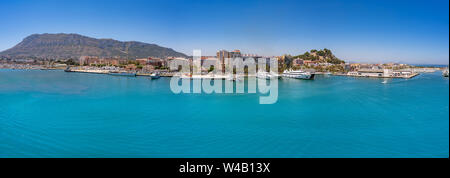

left=0, top=0, right=448, bottom=64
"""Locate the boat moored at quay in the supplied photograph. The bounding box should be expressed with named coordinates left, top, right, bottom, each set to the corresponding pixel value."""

left=282, top=70, right=315, bottom=80
left=443, top=68, right=449, bottom=77
left=149, top=72, right=161, bottom=79
left=257, top=71, right=279, bottom=80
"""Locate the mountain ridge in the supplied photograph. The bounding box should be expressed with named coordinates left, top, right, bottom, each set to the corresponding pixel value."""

left=0, top=33, right=187, bottom=60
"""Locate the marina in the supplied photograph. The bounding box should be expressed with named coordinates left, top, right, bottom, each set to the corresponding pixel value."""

left=61, top=66, right=425, bottom=80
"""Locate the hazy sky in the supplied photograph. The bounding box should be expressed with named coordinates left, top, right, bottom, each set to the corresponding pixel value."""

left=0, top=0, right=448, bottom=64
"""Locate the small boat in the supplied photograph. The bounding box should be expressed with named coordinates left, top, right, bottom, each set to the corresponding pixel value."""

left=443, top=68, right=449, bottom=77
left=64, top=66, right=73, bottom=72
left=108, top=71, right=136, bottom=77
left=180, top=73, right=192, bottom=79
left=236, top=76, right=244, bottom=82
left=226, top=74, right=234, bottom=81
left=150, top=72, right=161, bottom=79
left=225, top=74, right=244, bottom=81
left=282, top=70, right=315, bottom=80
left=257, top=71, right=277, bottom=80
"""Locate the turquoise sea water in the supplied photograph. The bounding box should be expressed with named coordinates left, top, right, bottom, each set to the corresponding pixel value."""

left=0, top=69, right=448, bottom=158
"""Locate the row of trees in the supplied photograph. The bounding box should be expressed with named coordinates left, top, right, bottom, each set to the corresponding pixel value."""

left=56, top=59, right=79, bottom=65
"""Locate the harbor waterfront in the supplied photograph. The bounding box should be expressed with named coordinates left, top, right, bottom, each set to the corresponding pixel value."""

left=0, top=69, right=448, bottom=158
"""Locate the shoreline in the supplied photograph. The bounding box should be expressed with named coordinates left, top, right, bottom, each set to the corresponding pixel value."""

left=332, top=73, right=420, bottom=79
left=1, top=68, right=425, bottom=79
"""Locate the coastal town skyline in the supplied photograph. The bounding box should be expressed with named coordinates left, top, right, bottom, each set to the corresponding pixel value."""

left=1, top=0, right=448, bottom=163
left=0, top=0, right=449, bottom=64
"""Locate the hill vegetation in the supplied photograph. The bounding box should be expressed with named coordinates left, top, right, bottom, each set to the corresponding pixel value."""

left=0, top=33, right=187, bottom=60
left=293, top=48, right=344, bottom=64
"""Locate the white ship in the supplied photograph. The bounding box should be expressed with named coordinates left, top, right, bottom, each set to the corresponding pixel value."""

left=226, top=74, right=244, bottom=81
left=257, top=71, right=278, bottom=80
left=443, top=68, right=449, bottom=77
left=150, top=72, right=161, bottom=79
left=282, top=70, right=315, bottom=80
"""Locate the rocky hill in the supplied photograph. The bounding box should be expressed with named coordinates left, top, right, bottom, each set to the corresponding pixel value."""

left=0, top=33, right=187, bottom=60
left=293, top=48, right=344, bottom=64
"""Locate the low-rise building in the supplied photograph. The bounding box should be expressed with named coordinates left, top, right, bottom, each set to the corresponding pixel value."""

left=292, top=58, right=303, bottom=66
left=303, top=60, right=318, bottom=66
left=136, top=58, right=149, bottom=65
left=142, top=65, right=155, bottom=72
left=358, top=69, right=385, bottom=77
left=148, top=57, right=165, bottom=67
left=125, top=64, right=137, bottom=71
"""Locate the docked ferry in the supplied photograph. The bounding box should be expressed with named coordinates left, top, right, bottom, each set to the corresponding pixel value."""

left=282, top=70, right=315, bottom=80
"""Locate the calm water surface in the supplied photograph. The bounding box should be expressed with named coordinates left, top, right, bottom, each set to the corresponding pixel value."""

left=0, top=69, right=448, bottom=157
